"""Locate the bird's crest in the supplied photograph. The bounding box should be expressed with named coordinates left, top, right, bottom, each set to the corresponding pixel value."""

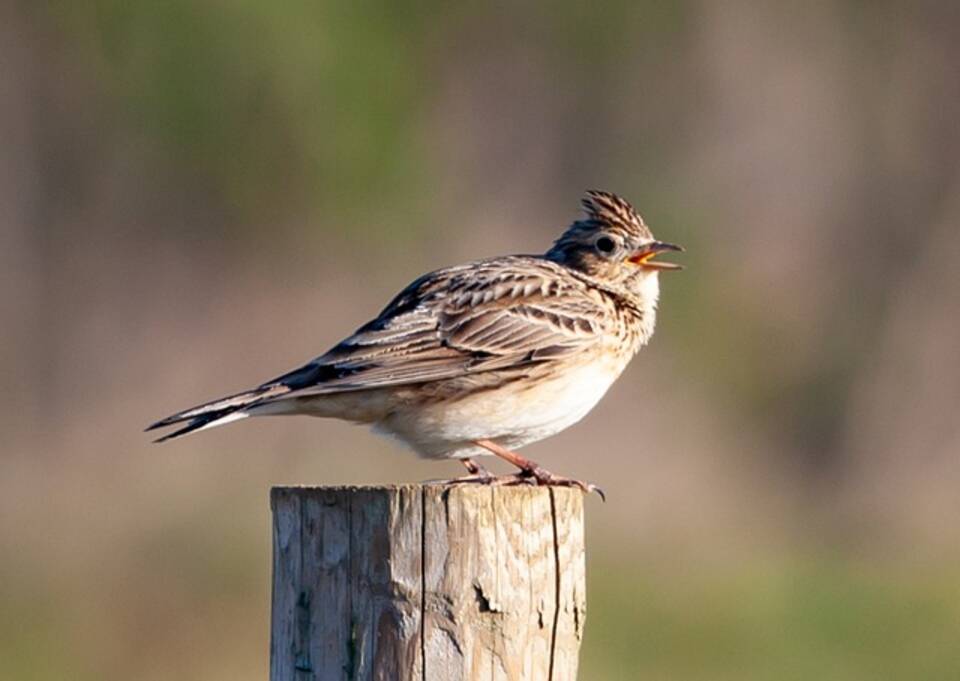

left=581, top=190, right=653, bottom=240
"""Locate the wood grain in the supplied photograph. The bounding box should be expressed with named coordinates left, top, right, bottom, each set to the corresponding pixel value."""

left=270, top=485, right=586, bottom=681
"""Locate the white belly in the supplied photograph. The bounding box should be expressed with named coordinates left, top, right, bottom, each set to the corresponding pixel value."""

left=374, top=359, right=626, bottom=459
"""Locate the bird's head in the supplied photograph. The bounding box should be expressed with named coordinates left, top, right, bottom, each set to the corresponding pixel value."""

left=546, top=190, right=683, bottom=301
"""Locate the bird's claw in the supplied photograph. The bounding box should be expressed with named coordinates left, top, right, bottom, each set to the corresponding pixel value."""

left=437, top=468, right=605, bottom=501
left=434, top=471, right=497, bottom=486
left=516, top=466, right=606, bottom=501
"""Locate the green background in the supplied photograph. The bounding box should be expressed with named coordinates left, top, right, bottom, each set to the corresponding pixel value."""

left=3, top=2, right=960, bottom=678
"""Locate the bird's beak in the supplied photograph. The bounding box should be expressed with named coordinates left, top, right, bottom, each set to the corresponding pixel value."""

left=628, top=241, right=685, bottom=270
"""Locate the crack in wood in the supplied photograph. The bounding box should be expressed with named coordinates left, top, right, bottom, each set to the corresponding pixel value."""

left=547, top=487, right=561, bottom=681
left=420, top=486, right=427, bottom=681
left=473, top=582, right=503, bottom=614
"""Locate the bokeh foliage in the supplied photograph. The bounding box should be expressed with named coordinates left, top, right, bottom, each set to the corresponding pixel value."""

left=4, top=1, right=960, bottom=679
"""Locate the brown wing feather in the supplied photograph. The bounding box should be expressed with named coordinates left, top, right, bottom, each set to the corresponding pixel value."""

left=147, top=256, right=610, bottom=439
left=264, top=256, right=606, bottom=399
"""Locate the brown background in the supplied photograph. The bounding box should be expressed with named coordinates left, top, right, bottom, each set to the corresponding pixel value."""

left=3, top=2, right=959, bottom=679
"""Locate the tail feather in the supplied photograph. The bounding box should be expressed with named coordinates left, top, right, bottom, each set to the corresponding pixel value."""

left=151, top=410, right=250, bottom=443
left=147, top=384, right=290, bottom=442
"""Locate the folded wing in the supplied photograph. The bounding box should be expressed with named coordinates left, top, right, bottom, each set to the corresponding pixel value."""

left=147, top=257, right=607, bottom=440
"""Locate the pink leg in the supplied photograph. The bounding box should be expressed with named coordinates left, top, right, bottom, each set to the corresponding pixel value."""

left=473, top=439, right=605, bottom=500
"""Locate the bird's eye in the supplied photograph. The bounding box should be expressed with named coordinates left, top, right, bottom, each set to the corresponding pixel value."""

left=594, top=235, right=618, bottom=255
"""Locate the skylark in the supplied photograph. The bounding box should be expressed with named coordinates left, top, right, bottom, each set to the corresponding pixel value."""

left=148, top=190, right=683, bottom=496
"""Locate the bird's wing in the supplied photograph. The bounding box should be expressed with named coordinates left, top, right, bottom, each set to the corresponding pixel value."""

left=267, top=257, right=610, bottom=396
left=147, top=257, right=612, bottom=439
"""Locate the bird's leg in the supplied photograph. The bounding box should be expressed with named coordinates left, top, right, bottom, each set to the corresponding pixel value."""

left=461, top=458, right=490, bottom=477
left=473, top=439, right=605, bottom=500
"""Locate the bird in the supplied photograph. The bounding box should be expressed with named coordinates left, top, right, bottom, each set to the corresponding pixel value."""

left=147, top=190, right=683, bottom=497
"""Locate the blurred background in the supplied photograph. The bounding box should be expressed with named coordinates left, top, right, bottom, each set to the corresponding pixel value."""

left=3, top=1, right=960, bottom=679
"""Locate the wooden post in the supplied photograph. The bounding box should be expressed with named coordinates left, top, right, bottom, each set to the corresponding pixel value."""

left=270, top=484, right=586, bottom=681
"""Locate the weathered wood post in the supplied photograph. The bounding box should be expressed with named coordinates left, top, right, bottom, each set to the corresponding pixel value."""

left=270, top=484, right=586, bottom=680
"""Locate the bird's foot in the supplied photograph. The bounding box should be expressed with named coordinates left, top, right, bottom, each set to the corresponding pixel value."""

left=436, top=470, right=604, bottom=500
left=468, top=440, right=605, bottom=500
left=511, top=466, right=606, bottom=501
left=434, top=457, right=497, bottom=486
left=438, top=473, right=497, bottom=486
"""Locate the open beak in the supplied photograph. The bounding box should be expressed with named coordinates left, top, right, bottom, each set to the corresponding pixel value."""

left=628, top=241, right=685, bottom=270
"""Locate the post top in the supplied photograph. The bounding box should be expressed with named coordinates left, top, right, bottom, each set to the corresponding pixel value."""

left=269, top=483, right=586, bottom=506
left=270, top=483, right=586, bottom=493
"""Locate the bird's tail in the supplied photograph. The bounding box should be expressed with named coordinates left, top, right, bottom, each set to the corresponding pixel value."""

left=146, top=384, right=290, bottom=443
